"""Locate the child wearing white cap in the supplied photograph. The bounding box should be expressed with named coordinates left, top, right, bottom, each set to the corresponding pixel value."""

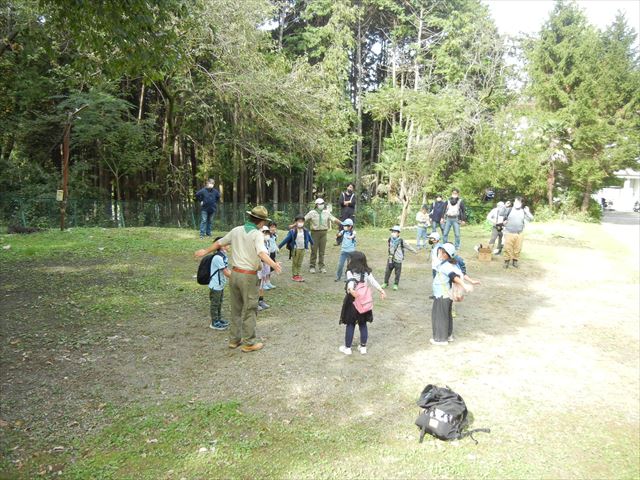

left=430, top=242, right=472, bottom=345
left=382, top=225, right=417, bottom=290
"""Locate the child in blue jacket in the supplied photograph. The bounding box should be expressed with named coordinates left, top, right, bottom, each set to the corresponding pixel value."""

left=278, top=215, right=313, bottom=282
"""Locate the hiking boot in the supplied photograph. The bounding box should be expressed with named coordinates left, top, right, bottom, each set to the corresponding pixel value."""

left=503, top=260, right=510, bottom=269
left=381, top=283, right=388, bottom=289
left=228, top=340, right=241, bottom=349
left=393, top=284, right=398, bottom=291
left=309, top=267, right=316, bottom=274
left=339, top=346, right=352, bottom=355
left=258, top=300, right=270, bottom=310
left=512, top=259, right=519, bottom=268
left=429, top=338, right=448, bottom=346
left=358, top=345, right=367, bottom=355
left=241, top=342, right=264, bottom=353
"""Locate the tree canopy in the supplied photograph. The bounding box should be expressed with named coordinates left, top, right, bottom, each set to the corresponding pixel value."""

left=1, top=0, right=638, bottom=226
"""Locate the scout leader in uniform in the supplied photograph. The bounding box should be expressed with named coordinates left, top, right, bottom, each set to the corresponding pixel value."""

left=195, top=206, right=282, bottom=352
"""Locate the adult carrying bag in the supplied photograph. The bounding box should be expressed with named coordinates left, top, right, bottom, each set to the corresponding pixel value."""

left=415, top=385, right=489, bottom=444
left=353, top=273, right=373, bottom=314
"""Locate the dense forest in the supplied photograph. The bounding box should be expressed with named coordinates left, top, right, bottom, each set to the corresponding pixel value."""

left=1, top=0, right=638, bottom=227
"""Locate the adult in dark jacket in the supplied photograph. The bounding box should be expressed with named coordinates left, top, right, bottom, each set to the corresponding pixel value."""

left=195, top=179, right=221, bottom=238
left=336, top=183, right=356, bottom=245
left=429, top=194, right=446, bottom=236
left=441, top=188, right=467, bottom=250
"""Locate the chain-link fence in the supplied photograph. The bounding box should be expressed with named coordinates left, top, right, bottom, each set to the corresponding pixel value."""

left=0, top=195, right=494, bottom=230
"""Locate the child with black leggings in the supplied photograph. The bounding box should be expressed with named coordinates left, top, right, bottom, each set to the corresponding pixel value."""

left=338, top=251, right=386, bottom=355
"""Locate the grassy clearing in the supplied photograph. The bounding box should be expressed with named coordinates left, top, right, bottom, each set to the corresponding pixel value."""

left=1, top=221, right=638, bottom=479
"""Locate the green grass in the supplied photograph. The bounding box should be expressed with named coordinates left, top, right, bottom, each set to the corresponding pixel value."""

left=1, top=225, right=638, bottom=479
left=3, top=398, right=637, bottom=479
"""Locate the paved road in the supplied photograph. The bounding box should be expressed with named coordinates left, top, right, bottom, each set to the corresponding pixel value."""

left=602, top=211, right=640, bottom=267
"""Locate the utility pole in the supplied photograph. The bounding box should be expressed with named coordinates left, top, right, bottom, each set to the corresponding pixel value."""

left=59, top=105, right=88, bottom=231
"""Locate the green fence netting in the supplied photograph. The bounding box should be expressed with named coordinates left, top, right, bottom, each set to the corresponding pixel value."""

left=0, top=195, right=494, bottom=230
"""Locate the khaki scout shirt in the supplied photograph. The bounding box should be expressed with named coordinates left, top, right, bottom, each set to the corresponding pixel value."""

left=219, top=225, right=267, bottom=271
left=304, top=209, right=339, bottom=231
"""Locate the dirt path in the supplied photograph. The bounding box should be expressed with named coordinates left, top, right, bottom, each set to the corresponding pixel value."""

left=1, top=221, right=639, bottom=476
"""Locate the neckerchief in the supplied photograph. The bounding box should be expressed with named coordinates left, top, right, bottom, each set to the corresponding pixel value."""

left=244, top=222, right=258, bottom=233
left=316, top=207, right=324, bottom=226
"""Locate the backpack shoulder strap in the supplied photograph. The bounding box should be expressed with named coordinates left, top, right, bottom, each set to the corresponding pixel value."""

left=459, top=428, right=491, bottom=445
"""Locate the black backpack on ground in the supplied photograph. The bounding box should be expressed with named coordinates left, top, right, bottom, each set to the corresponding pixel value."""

left=415, top=384, right=490, bottom=444
left=196, top=252, right=225, bottom=285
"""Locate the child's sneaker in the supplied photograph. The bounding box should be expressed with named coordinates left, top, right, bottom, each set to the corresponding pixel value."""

left=267, top=282, right=276, bottom=289
left=393, top=284, right=398, bottom=291
left=339, top=346, right=352, bottom=355
left=258, top=300, right=270, bottom=310
left=211, top=321, right=228, bottom=330
left=429, top=338, right=448, bottom=346
left=320, top=268, right=327, bottom=273
left=309, top=267, right=316, bottom=274
left=448, top=335, right=454, bottom=342
left=358, top=345, right=367, bottom=355
left=381, top=283, right=388, bottom=289
left=263, top=284, right=272, bottom=290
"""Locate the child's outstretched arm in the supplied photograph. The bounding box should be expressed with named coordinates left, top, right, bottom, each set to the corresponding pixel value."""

left=452, top=274, right=473, bottom=293
left=463, top=274, right=480, bottom=285
left=367, top=273, right=387, bottom=299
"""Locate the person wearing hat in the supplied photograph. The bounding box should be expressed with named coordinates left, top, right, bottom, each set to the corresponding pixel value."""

left=430, top=242, right=472, bottom=345
left=194, top=205, right=281, bottom=352
left=335, top=218, right=356, bottom=281
left=278, top=214, right=313, bottom=282
left=382, top=225, right=417, bottom=291
left=303, top=198, right=340, bottom=274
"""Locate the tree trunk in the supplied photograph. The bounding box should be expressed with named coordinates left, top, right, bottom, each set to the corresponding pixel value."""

left=581, top=182, right=592, bottom=212
left=399, top=177, right=411, bottom=228
left=273, top=177, right=278, bottom=211
left=354, top=10, right=363, bottom=212
left=547, top=165, right=555, bottom=208
left=137, top=82, right=145, bottom=122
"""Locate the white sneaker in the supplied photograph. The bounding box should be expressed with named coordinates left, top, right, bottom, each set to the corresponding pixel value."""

left=430, top=338, right=448, bottom=346
left=358, top=345, right=367, bottom=354
left=473, top=244, right=480, bottom=253
left=339, top=346, right=352, bottom=355
left=310, top=267, right=316, bottom=274
left=448, top=335, right=454, bottom=342
left=492, top=249, right=500, bottom=255
left=320, top=268, right=327, bottom=273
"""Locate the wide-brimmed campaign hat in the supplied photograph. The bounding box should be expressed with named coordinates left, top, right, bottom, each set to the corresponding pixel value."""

left=246, top=205, right=271, bottom=222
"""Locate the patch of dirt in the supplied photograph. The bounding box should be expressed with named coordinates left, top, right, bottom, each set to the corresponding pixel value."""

left=1, top=223, right=639, bottom=474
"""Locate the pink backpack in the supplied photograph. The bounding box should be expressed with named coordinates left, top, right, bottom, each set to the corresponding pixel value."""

left=353, top=273, right=374, bottom=313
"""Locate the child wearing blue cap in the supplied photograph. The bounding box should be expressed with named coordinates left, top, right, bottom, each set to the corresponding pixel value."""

left=335, top=218, right=356, bottom=281
left=382, top=225, right=417, bottom=290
